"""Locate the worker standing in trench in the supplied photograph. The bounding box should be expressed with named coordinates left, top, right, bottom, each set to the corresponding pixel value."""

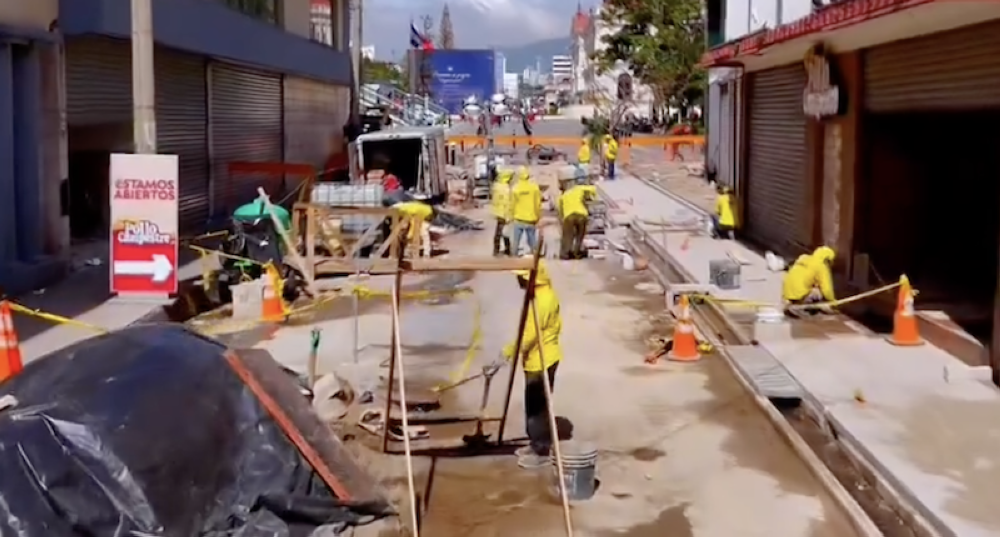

left=782, top=246, right=837, bottom=314
left=392, top=200, right=436, bottom=258
left=487, top=259, right=563, bottom=469
left=558, top=183, right=598, bottom=260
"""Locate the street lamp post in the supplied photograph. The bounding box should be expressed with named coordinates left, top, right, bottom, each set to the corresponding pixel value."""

left=131, top=0, right=157, bottom=153
left=349, top=0, right=363, bottom=121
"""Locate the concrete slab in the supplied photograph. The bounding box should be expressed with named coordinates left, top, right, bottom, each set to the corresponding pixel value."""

left=248, top=209, right=861, bottom=536
left=602, top=175, right=1000, bottom=537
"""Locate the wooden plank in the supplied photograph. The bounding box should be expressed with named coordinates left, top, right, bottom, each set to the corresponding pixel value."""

left=313, top=256, right=535, bottom=275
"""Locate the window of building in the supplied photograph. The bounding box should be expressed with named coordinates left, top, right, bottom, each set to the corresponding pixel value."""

left=224, top=0, right=281, bottom=25
left=310, top=0, right=336, bottom=47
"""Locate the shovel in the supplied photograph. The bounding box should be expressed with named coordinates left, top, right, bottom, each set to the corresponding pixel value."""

left=462, top=365, right=498, bottom=449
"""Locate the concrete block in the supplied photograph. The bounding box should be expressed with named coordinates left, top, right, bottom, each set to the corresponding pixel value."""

left=664, top=282, right=714, bottom=316
left=231, top=279, right=265, bottom=320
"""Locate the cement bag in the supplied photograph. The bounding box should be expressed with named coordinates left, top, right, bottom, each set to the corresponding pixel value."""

left=765, top=251, right=787, bottom=272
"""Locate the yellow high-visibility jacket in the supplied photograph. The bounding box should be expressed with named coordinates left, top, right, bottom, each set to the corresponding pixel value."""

left=510, top=178, right=542, bottom=224
left=393, top=201, right=433, bottom=239
left=558, top=185, right=597, bottom=220
left=604, top=138, right=619, bottom=161
left=491, top=170, right=513, bottom=220
left=577, top=143, right=591, bottom=164
left=504, top=264, right=561, bottom=372
left=716, top=193, right=736, bottom=227
left=782, top=247, right=836, bottom=302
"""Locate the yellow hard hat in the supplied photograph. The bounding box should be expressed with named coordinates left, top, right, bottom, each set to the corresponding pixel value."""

left=813, top=246, right=836, bottom=263
left=512, top=256, right=551, bottom=285
left=517, top=166, right=530, bottom=181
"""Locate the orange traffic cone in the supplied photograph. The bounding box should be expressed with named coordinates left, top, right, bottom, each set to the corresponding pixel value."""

left=668, top=295, right=701, bottom=362
left=261, top=264, right=287, bottom=323
left=887, top=275, right=923, bottom=346
left=0, top=301, right=23, bottom=382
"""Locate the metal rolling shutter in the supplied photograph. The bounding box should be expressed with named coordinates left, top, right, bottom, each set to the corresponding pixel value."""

left=156, top=50, right=209, bottom=230
left=65, top=37, right=131, bottom=125
left=283, top=76, right=350, bottom=184
left=866, top=20, right=1000, bottom=112
left=745, top=64, right=808, bottom=257
left=718, top=83, right=733, bottom=189
left=209, top=63, right=283, bottom=215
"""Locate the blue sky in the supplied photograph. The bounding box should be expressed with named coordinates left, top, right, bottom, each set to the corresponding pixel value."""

left=363, top=0, right=580, bottom=60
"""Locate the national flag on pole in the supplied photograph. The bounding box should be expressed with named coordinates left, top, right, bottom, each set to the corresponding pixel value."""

left=410, top=22, right=435, bottom=50
left=410, top=23, right=424, bottom=48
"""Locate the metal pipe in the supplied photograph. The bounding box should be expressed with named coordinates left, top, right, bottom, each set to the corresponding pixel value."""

left=130, top=0, right=156, bottom=153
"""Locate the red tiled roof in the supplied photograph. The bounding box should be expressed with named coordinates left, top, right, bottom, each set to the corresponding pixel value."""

left=573, top=12, right=591, bottom=35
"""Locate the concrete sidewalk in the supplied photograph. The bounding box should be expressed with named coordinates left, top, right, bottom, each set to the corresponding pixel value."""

left=599, top=173, right=1000, bottom=537
left=12, top=244, right=208, bottom=362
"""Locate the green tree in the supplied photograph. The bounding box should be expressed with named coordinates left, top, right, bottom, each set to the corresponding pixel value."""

left=592, top=0, right=706, bottom=114
left=362, top=57, right=407, bottom=89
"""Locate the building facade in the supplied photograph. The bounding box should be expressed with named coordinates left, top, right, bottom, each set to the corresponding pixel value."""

left=705, top=0, right=1000, bottom=373
left=551, top=54, right=572, bottom=84
left=589, top=3, right=653, bottom=115
left=569, top=7, right=594, bottom=95
left=0, top=0, right=355, bottom=295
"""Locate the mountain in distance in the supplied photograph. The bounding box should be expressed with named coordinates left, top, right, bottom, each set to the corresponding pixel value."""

left=498, top=37, right=572, bottom=74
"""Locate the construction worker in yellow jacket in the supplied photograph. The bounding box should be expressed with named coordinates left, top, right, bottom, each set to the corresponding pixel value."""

left=509, top=167, right=542, bottom=255
left=491, top=168, right=514, bottom=256
left=392, top=200, right=435, bottom=258
left=558, top=184, right=597, bottom=259
left=713, top=185, right=736, bottom=239
left=782, top=246, right=836, bottom=312
left=487, top=259, right=562, bottom=469
left=577, top=138, right=591, bottom=165
left=603, top=134, right=619, bottom=180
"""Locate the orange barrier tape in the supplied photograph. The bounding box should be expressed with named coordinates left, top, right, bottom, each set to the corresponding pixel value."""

left=446, top=135, right=705, bottom=150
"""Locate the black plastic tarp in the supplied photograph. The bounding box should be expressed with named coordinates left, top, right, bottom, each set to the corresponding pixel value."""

left=0, top=324, right=391, bottom=537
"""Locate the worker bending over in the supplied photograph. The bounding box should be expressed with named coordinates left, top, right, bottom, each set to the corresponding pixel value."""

left=488, top=259, right=563, bottom=469
left=713, top=185, right=736, bottom=239
left=558, top=183, right=597, bottom=259
left=603, top=134, right=619, bottom=180
left=782, top=246, right=837, bottom=313
left=509, top=167, right=542, bottom=255
left=577, top=138, right=591, bottom=165
left=491, top=168, right=514, bottom=256
left=392, top=200, right=435, bottom=258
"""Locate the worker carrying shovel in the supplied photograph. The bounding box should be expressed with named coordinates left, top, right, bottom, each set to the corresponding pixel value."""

left=486, top=258, right=563, bottom=469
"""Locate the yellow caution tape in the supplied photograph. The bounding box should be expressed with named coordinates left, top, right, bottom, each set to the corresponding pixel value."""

left=690, top=280, right=908, bottom=312
left=7, top=302, right=109, bottom=334
left=432, top=297, right=482, bottom=392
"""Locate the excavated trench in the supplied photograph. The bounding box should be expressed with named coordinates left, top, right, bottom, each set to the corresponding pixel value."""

left=625, top=226, right=921, bottom=537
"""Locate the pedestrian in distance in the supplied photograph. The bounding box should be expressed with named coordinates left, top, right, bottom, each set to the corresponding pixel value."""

left=509, top=167, right=542, bottom=256
left=712, top=185, right=736, bottom=240
left=491, top=168, right=514, bottom=256
left=782, top=246, right=837, bottom=315
left=557, top=183, right=598, bottom=260
left=486, top=259, right=563, bottom=469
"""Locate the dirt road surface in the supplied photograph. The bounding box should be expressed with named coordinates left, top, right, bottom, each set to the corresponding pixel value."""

left=250, top=215, right=860, bottom=537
